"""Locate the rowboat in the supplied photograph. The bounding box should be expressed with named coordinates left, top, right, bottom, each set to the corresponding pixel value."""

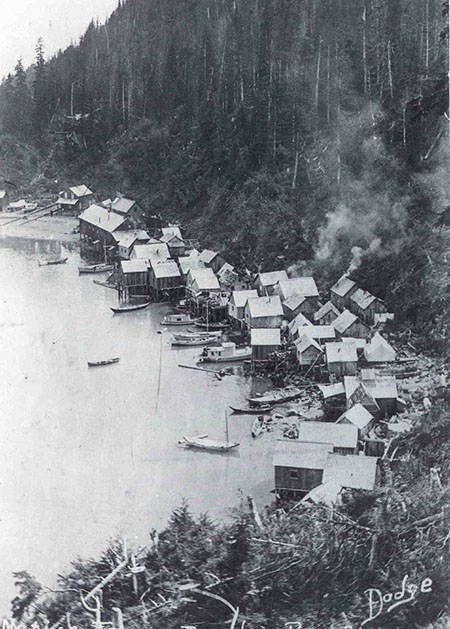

left=93, top=279, right=118, bottom=290
left=87, top=357, right=120, bottom=367
left=161, top=313, right=199, bottom=326
left=38, top=257, right=68, bottom=266
left=248, top=386, right=304, bottom=407
left=171, top=336, right=218, bottom=347
left=229, top=404, right=272, bottom=414
left=172, top=330, right=222, bottom=341
left=111, top=302, right=150, bottom=313
left=179, top=435, right=239, bottom=452
left=194, top=320, right=230, bottom=330
left=199, top=342, right=251, bottom=363
left=251, top=416, right=266, bottom=438
left=79, top=264, right=114, bottom=274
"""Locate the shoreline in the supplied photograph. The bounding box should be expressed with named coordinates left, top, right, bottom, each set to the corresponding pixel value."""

left=0, top=214, right=79, bottom=244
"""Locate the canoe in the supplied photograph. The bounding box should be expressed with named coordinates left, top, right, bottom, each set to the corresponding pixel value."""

left=180, top=435, right=239, bottom=452
left=248, top=386, right=304, bottom=407
left=38, top=257, right=68, bottom=266
left=87, top=357, right=120, bottom=367
left=111, top=302, right=150, bottom=313
left=229, top=404, right=272, bottom=414
left=171, top=336, right=218, bottom=347
left=79, top=264, right=114, bottom=274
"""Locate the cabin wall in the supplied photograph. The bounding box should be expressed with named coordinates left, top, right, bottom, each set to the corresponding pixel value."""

left=317, top=311, right=339, bottom=325
left=297, top=346, right=321, bottom=366
left=275, top=466, right=323, bottom=492
left=252, top=344, right=278, bottom=361
left=246, top=313, right=284, bottom=329
left=328, top=361, right=358, bottom=378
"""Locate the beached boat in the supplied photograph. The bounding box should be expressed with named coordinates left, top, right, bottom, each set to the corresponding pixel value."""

left=161, top=313, right=199, bottom=326
left=199, top=342, right=251, bottom=363
left=79, top=264, right=114, bottom=274
left=171, top=336, right=218, bottom=347
left=251, top=416, right=266, bottom=438
left=194, top=320, right=230, bottom=330
left=179, top=411, right=239, bottom=452
left=111, top=302, right=150, bottom=313
left=229, top=404, right=272, bottom=414
left=248, top=386, right=304, bottom=407
left=87, top=357, right=120, bottom=367
left=38, top=257, right=68, bottom=266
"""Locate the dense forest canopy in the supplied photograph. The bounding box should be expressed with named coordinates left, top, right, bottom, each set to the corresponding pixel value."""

left=0, top=0, right=449, bottom=332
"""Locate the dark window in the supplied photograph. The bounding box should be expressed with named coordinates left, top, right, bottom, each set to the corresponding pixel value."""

left=289, top=469, right=298, bottom=480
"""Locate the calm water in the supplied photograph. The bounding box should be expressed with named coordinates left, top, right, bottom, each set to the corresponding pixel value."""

left=0, top=235, right=274, bottom=613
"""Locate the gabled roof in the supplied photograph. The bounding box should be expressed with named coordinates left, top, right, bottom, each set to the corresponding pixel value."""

left=217, top=262, right=235, bottom=278
left=178, top=255, right=206, bottom=275
left=331, top=275, right=357, bottom=297
left=296, top=334, right=323, bottom=355
left=364, top=332, right=396, bottom=362
left=199, top=249, right=220, bottom=264
left=79, top=204, right=126, bottom=233
left=277, top=277, right=319, bottom=299
left=337, top=403, right=374, bottom=429
left=162, top=226, right=182, bottom=239
left=110, top=197, right=139, bottom=215
left=317, top=382, right=345, bottom=399
left=350, top=288, right=382, bottom=311
left=283, top=294, right=307, bottom=312
left=288, top=312, right=313, bottom=336
left=230, top=289, right=258, bottom=308
left=273, top=441, right=332, bottom=469
left=57, top=197, right=79, bottom=206
left=344, top=375, right=398, bottom=400
left=151, top=259, right=181, bottom=279
left=70, top=184, right=93, bottom=197
left=117, top=230, right=149, bottom=249
left=246, top=296, right=284, bottom=319
left=121, top=259, right=149, bottom=274
left=341, top=337, right=367, bottom=349
left=160, top=233, right=185, bottom=245
left=296, top=421, right=358, bottom=450
left=314, top=301, right=340, bottom=322
left=323, top=454, right=378, bottom=491
left=302, top=480, right=343, bottom=506
left=251, top=328, right=281, bottom=346
left=256, top=270, right=289, bottom=287
left=132, top=243, right=170, bottom=261
left=189, top=267, right=221, bottom=291
left=333, top=309, right=365, bottom=334
left=325, top=342, right=358, bottom=363
left=301, top=325, right=336, bottom=341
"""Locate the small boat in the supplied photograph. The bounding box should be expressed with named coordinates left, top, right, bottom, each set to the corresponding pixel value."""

left=79, top=264, right=114, bottom=274
left=229, top=404, right=272, bottom=414
left=199, top=342, right=251, bottom=363
left=194, top=320, right=230, bottom=330
left=87, top=357, right=120, bottom=367
left=171, top=336, right=218, bottom=347
left=93, top=279, right=118, bottom=290
left=161, top=313, right=199, bottom=326
left=38, top=257, right=68, bottom=266
left=179, top=411, right=239, bottom=452
left=252, top=416, right=267, bottom=438
left=111, top=302, right=150, bottom=313
left=172, top=330, right=222, bottom=341
left=248, top=386, right=304, bottom=407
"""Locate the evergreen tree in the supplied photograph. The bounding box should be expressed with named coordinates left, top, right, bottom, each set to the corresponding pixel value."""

left=33, top=37, right=50, bottom=139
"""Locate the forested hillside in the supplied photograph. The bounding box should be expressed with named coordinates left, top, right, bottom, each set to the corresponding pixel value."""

left=0, top=0, right=449, bottom=332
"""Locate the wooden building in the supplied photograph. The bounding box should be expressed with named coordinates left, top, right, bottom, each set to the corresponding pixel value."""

left=330, top=276, right=358, bottom=311
left=288, top=422, right=359, bottom=455
left=364, top=332, right=396, bottom=363
left=274, top=442, right=332, bottom=499
left=177, top=250, right=206, bottom=283
left=118, top=259, right=149, bottom=297
left=322, top=454, right=380, bottom=491
left=244, top=296, right=284, bottom=329
left=131, top=242, right=170, bottom=264
left=302, top=325, right=336, bottom=345
left=186, top=267, right=221, bottom=296
left=160, top=233, right=186, bottom=258
left=336, top=404, right=375, bottom=439
left=148, top=260, right=183, bottom=300
left=116, top=230, right=150, bottom=259
left=325, top=342, right=358, bottom=379
left=344, top=372, right=398, bottom=417
left=251, top=328, right=281, bottom=361
left=198, top=249, right=226, bottom=273
left=217, top=263, right=239, bottom=289
left=274, top=277, right=319, bottom=317
left=314, top=301, right=340, bottom=325
left=79, top=204, right=128, bottom=261
left=108, top=197, right=146, bottom=229
left=295, top=334, right=323, bottom=367
left=254, top=270, right=289, bottom=296
left=333, top=309, right=370, bottom=339
left=57, top=184, right=95, bottom=215
left=349, top=288, right=387, bottom=326
left=228, top=289, right=258, bottom=327
left=288, top=312, right=313, bottom=340
left=317, top=382, right=346, bottom=420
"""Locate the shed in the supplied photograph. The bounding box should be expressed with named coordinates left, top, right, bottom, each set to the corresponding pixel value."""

left=244, top=296, right=284, bottom=329
left=314, top=301, right=340, bottom=325
left=198, top=249, right=225, bottom=273
left=349, top=288, right=387, bottom=325
left=333, top=309, right=370, bottom=339
left=116, top=230, right=150, bottom=259
left=293, top=422, right=358, bottom=455
left=109, top=197, right=146, bottom=229
left=323, top=454, right=379, bottom=491
left=330, top=275, right=358, bottom=310
left=255, top=270, right=289, bottom=296
left=344, top=374, right=398, bottom=417
left=159, top=234, right=186, bottom=258
left=274, top=277, right=319, bottom=317
left=187, top=267, right=221, bottom=294
left=317, top=382, right=346, bottom=420
left=302, top=325, right=336, bottom=344
left=228, top=289, right=258, bottom=323
left=57, top=184, right=95, bottom=214
left=251, top=328, right=281, bottom=361
left=325, top=342, right=358, bottom=379
left=288, top=312, right=313, bottom=340
left=273, top=442, right=332, bottom=498
left=119, top=259, right=149, bottom=295
left=336, top=403, right=375, bottom=439
left=364, top=332, right=396, bottom=363
left=161, top=226, right=183, bottom=239
left=295, top=334, right=323, bottom=366
left=177, top=250, right=206, bottom=282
